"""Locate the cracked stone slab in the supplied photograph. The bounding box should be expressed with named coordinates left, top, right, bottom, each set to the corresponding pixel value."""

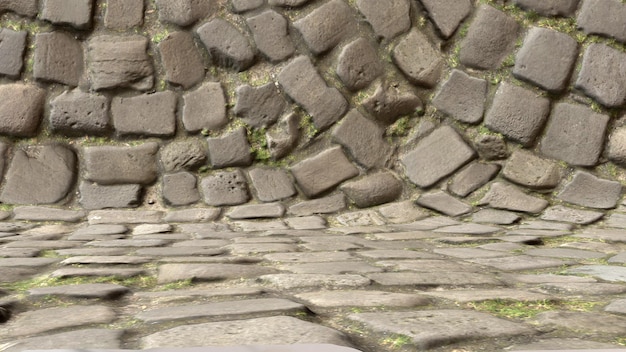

left=362, top=81, right=422, bottom=124
left=432, top=70, right=488, bottom=124
left=557, top=171, right=622, bottom=209
left=356, top=0, right=410, bottom=40
left=575, top=43, right=626, bottom=107
left=393, top=29, right=443, bottom=88
left=291, top=146, right=359, bottom=198
left=197, top=18, right=255, bottom=71
left=293, top=0, right=356, bottom=55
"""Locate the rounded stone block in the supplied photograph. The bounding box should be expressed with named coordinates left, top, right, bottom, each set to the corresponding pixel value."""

left=293, top=0, right=356, bottom=55
left=111, top=92, right=177, bottom=137
left=432, top=70, right=487, bottom=124
left=200, top=169, right=250, bottom=206
left=83, top=142, right=159, bottom=185
left=49, top=89, right=109, bottom=136
left=0, top=29, right=26, bottom=79
left=291, top=146, right=359, bottom=198
left=156, top=0, right=211, bottom=26
left=419, top=0, right=471, bottom=38
left=234, top=83, right=286, bottom=129
left=196, top=18, right=255, bottom=71
left=41, top=0, right=93, bottom=29
left=336, top=38, right=382, bottom=91
left=163, top=172, right=200, bottom=206
left=356, top=0, right=411, bottom=40
left=575, top=43, right=626, bottom=108
left=33, top=31, right=84, bottom=86
left=0, top=83, right=45, bottom=137
left=158, top=31, right=205, bottom=89
left=557, top=171, right=622, bottom=209
left=207, top=127, right=252, bottom=168
left=340, top=171, right=403, bottom=208
left=246, top=10, right=295, bottom=63
left=182, top=82, right=228, bottom=133
left=393, top=29, right=443, bottom=88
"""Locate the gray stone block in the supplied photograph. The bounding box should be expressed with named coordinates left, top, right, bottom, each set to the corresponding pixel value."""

left=340, top=171, right=402, bottom=208
left=0, top=29, right=26, bottom=79
left=332, top=109, right=392, bottom=169
left=432, top=70, right=487, bottom=124
left=156, top=0, right=211, bottom=26
left=474, top=134, right=509, bottom=160
left=197, top=18, right=255, bottom=71
left=0, top=141, right=8, bottom=181
left=207, top=127, right=252, bottom=168
left=234, top=83, right=286, bottom=128
left=541, top=205, right=604, bottom=225
left=227, top=203, right=285, bottom=219
left=163, top=208, right=221, bottom=222
left=460, top=5, right=520, bottom=70
left=293, top=0, right=356, bottom=55
left=160, top=139, right=207, bottom=172
left=41, top=0, right=93, bottom=29
left=246, top=10, right=294, bottom=63
left=79, top=182, right=142, bottom=209
left=267, top=112, right=300, bottom=160
left=336, top=38, right=382, bottom=91
left=362, top=81, right=422, bottom=124
left=49, top=89, right=109, bottom=136
left=578, top=0, right=626, bottom=43
left=540, top=103, right=609, bottom=166
left=575, top=43, right=626, bottom=107
left=356, top=0, right=410, bottom=40
left=557, top=171, right=622, bottom=209
left=182, top=82, right=228, bottom=133
left=607, top=126, right=626, bottom=167
left=291, top=146, right=359, bottom=198
left=0, top=0, right=38, bottom=17
left=159, top=31, right=205, bottom=89
left=162, top=172, right=200, bottom=206
left=104, top=0, right=143, bottom=29
left=513, top=0, right=580, bottom=16
left=478, top=182, right=549, bottom=214
left=416, top=191, right=472, bottom=217
left=111, top=92, right=177, bottom=137
left=0, top=83, right=45, bottom=137
left=393, top=29, right=443, bottom=88
left=401, top=125, right=476, bottom=188
left=248, top=167, right=296, bottom=202
left=84, top=142, right=158, bottom=185
left=288, top=193, right=346, bottom=216
left=448, top=162, right=500, bottom=197
left=513, top=27, right=578, bottom=93
left=231, top=0, right=263, bottom=12
left=34, top=31, right=83, bottom=86
left=503, top=149, right=560, bottom=189
left=200, top=169, right=250, bottom=206
left=484, top=82, right=551, bottom=147
left=419, top=0, right=471, bottom=38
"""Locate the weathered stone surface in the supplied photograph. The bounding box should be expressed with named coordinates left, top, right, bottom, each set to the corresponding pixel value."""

left=393, top=29, right=443, bottom=88
left=296, top=290, right=430, bottom=311
left=557, top=171, right=622, bottom=209
left=79, top=182, right=141, bottom=209
left=503, top=149, right=560, bottom=189
left=575, top=43, right=626, bottom=107
left=533, top=311, right=626, bottom=334
left=479, top=182, right=549, bottom=213
left=162, top=172, right=200, bottom=206
left=207, top=127, right=252, bottom=168
left=605, top=298, right=626, bottom=314
left=356, top=0, right=410, bottom=40
left=485, top=82, right=550, bottom=146
left=160, top=139, right=207, bottom=172
left=362, top=81, right=422, bottom=124
left=416, top=191, right=472, bottom=217
left=474, top=134, right=508, bottom=160
left=230, top=220, right=288, bottom=232
left=28, top=283, right=130, bottom=299
left=278, top=261, right=382, bottom=275
left=0, top=29, right=26, bottom=79
left=291, top=146, right=359, bottom=198
left=436, top=223, right=502, bottom=235
left=231, top=0, right=263, bottom=12
left=0, top=258, right=60, bottom=267
left=432, top=70, right=487, bottom=124
left=246, top=10, right=294, bottom=63
left=288, top=193, right=346, bottom=216
left=578, top=0, right=626, bottom=43
left=84, top=142, right=158, bottom=185
left=105, top=0, right=143, bottom=29
left=234, top=83, right=286, bottom=128
left=607, top=126, right=626, bottom=166
left=156, top=0, right=211, bottom=26
left=49, top=89, right=109, bottom=136
left=294, top=0, right=356, bottom=55
left=332, top=210, right=386, bottom=227
left=112, top=92, right=177, bottom=137
left=278, top=56, right=348, bottom=131
left=468, top=255, right=571, bottom=271
left=227, top=203, right=285, bottom=219
left=340, top=172, right=402, bottom=208
left=419, top=0, right=471, bottom=38
left=377, top=201, right=429, bottom=224
left=332, top=109, right=392, bottom=169
left=201, top=169, right=250, bottom=206
left=0, top=83, right=45, bottom=137
left=5, top=329, right=123, bottom=352
left=423, top=289, right=549, bottom=303
left=157, top=263, right=276, bottom=284
left=513, top=0, right=580, bottom=16
left=267, top=112, right=300, bottom=160
left=159, top=31, right=204, bottom=89
left=13, top=206, right=85, bottom=222
left=541, top=205, right=604, bottom=224
left=88, top=35, right=153, bottom=91
left=336, top=38, right=382, bottom=91
left=70, top=224, right=128, bottom=238
left=606, top=213, right=626, bottom=229
left=285, top=215, right=327, bottom=230
left=0, top=0, right=38, bottom=17
left=163, top=208, right=221, bottom=223
left=460, top=5, right=520, bottom=70
left=41, top=0, right=93, bottom=29
left=525, top=248, right=606, bottom=260
left=401, top=125, right=476, bottom=188
left=33, top=31, right=83, bottom=86
left=249, top=167, right=296, bottom=202
left=0, top=144, right=75, bottom=204
left=197, top=18, right=254, bottom=71
left=259, top=273, right=370, bottom=290
left=566, top=265, right=626, bottom=282
left=182, top=82, right=228, bottom=133
left=448, top=162, right=500, bottom=197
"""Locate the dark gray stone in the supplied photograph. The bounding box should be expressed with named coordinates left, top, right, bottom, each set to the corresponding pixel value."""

left=111, top=92, right=177, bottom=137
left=356, top=0, right=410, bottom=40
left=0, top=144, right=75, bottom=204
left=448, top=162, right=500, bottom=197
left=293, top=0, right=356, bottom=55
left=578, top=0, right=626, bottom=43
left=393, top=29, right=443, bottom=88
left=540, top=103, right=609, bottom=166
left=478, top=182, right=549, bottom=213
left=503, top=149, right=560, bottom=189
left=227, top=203, right=285, bottom=219
left=362, top=81, right=422, bottom=124
left=607, top=126, right=626, bottom=166
left=79, top=182, right=141, bottom=209
left=401, top=125, right=476, bottom=188
left=278, top=56, right=348, bottom=131
left=41, top=0, right=93, bottom=29
left=513, top=27, right=578, bottom=93
left=0, top=0, right=38, bottom=17
left=485, top=82, right=551, bottom=146
left=474, top=134, right=508, bottom=160
left=156, top=0, right=211, bottom=26
left=267, top=112, right=300, bottom=160
left=332, top=109, right=392, bottom=169
left=197, top=18, right=255, bottom=71
left=540, top=205, right=604, bottom=224
left=291, top=146, right=359, bottom=198
left=249, top=167, right=296, bottom=202
left=28, top=283, right=130, bottom=299
left=84, top=142, right=158, bottom=185
left=336, top=38, right=382, bottom=91
left=88, top=35, right=153, bottom=91
left=575, top=43, right=626, bottom=107
left=340, top=171, right=402, bottom=208
left=5, top=329, right=123, bottom=352
left=416, top=191, right=472, bottom=216
left=159, top=31, right=205, bottom=89
left=160, top=139, right=207, bottom=172
left=182, top=82, right=228, bottom=133
left=163, top=172, right=200, bottom=206
left=49, top=89, right=109, bottom=136
left=231, top=0, right=263, bottom=12
left=12, top=206, right=85, bottom=222
left=234, top=83, right=286, bottom=128
left=460, top=5, right=521, bottom=70
left=207, top=127, right=252, bottom=168
left=105, top=0, right=143, bottom=29
left=0, top=83, right=45, bottom=137
left=288, top=193, right=346, bottom=216
left=513, top=0, right=580, bottom=16
left=432, top=70, right=487, bottom=124
left=246, top=10, right=294, bottom=63
left=268, top=0, right=311, bottom=6
left=201, top=169, right=250, bottom=206
left=557, top=170, right=622, bottom=209
left=0, top=29, right=26, bottom=79
left=33, top=31, right=83, bottom=86
left=419, top=0, right=471, bottom=38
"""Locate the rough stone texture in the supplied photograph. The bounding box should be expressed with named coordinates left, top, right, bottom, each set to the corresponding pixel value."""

left=575, top=43, right=626, bottom=107
left=540, top=103, right=609, bottom=166
left=0, top=145, right=75, bottom=204
left=566, top=265, right=626, bottom=282
left=607, top=126, right=626, bottom=167
left=156, top=0, right=211, bottom=26
left=513, top=0, right=580, bottom=16
left=479, top=182, right=549, bottom=213
left=356, top=0, right=410, bottom=40
left=460, top=5, right=520, bottom=70
left=84, top=142, right=158, bottom=185
left=28, top=283, right=130, bottom=299
left=416, top=191, right=473, bottom=217
left=377, top=201, right=429, bottom=224
left=197, top=18, right=254, bottom=71
left=267, top=113, right=300, bottom=160
left=33, top=32, right=83, bottom=86
left=472, top=209, right=521, bottom=225
left=0, top=29, right=26, bottom=79
left=393, top=29, right=443, bottom=88
left=448, top=162, right=500, bottom=197
left=159, top=31, right=205, bottom=89
left=5, top=329, right=124, bottom=352
left=105, top=0, right=143, bottom=29
left=420, top=0, right=471, bottom=38
left=231, top=0, right=263, bottom=12
left=332, top=109, right=392, bottom=169
left=293, top=0, right=356, bottom=55
left=163, top=208, right=221, bottom=222
left=227, top=203, right=285, bottom=219
left=207, top=127, right=252, bottom=168
left=340, top=172, right=402, bottom=208
left=288, top=194, right=346, bottom=216
left=557, top=171, right=622, bottom=209
left=183, top=82, right=228, bottom=133
left=577, top=0, right=626, bottom=43
left=234, top=83, right=286, bottom=128
left=160, top=139, right=207, bottom=172
left=474, top=134, right=508, bottom=160
left=79, top=182, right=141, bottom=209
left=336, top=38, right=382, bottom=91
left=362, top=81, right=422, bottom=124
left=246, top=10, right=294, bottom=63
left=88, top=35, right=153, bottom=91
left=503, top=149, right=560, bottom=189
left=249, top=168, right=297, bottom=202
left=157, top=263, right=276, bottom=284
left=533, top=311, right=626, bottom=335
left=432, top=70, right=487, bottom=124
left=162, top=172, right=200, bottom=206
left=401, top=125, right=476, bottom=188
left=111, top=92, right=177, bottom=137
left=485, top=82, right=551, bottom=147
left=513, top=27, right=578, bottom=93
left=49, top=89, right=109, bottom=136
left=41, top=0, right=93, bottom=29
left=291, top=146, right=359, bottom=198
left=541, top=205, right=604, bottom=225
left=278, top=56, right=348, bottom=131
left=201, top=170, right=250, bottom=206
left=0, top=83, right=45, bottom=137
left=0, top=0, right=38, bottom=17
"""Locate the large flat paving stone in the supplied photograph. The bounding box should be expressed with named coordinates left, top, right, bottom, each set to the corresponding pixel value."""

left=294, top=290, right=430, bottom=311
left=540, top=205, right=604, bottom=224
left=28, top=283, right=130, bottom=299
left=248, top=168, right=296, bottom=202
left=4, top=329, right=124, bottom=352
left=423, top=289, right=550, bottom=303
left=467, top=255, right=573, bottom=271
left=84, top=142, right=158, bottom=185
left=448, top=162, right=500, bottom=197
left=565, top=265, right=626, bottom=282
left=258, top=274, right=371, bottom=290
left=234, top=83, right=286, bottom=129
left=50, top=268, right=146, bottom=278
left=531, top=311, right=626, bottom=335
left=246, top=10, right=294, bottom=63
left=104, top=0, right=144, bottom=29
left=41, top=0, right=93, bottom=29
left=575, top=43, right=626, bottom=107
left=416, top=191, right=472, bottom=217
left=13, top=206, right=85, bottom=222
left=158, top=31, right=204, bottom=89
left=49, top=89, right=109, bottom=136
left=277, top=261, right=383, bottom=275
left=502, top=149, right=560, bottom=189
left=478, top=182, right=549, bottom=214
left=182, top=82, right=228, bottom=133
left=367, top=272, right=500, bottom=287
left=556, top=171, right=622, bottom=209
left=293, top=0, right=356, bottom=55
left=157, top=263, right=278, bottom=284
left=332, top=109, right=392, bottom=169
left=87, top=210, right=163, bottom=224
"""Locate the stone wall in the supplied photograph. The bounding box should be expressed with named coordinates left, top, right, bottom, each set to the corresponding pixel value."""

left=0, top=0, right=624, bottom=221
